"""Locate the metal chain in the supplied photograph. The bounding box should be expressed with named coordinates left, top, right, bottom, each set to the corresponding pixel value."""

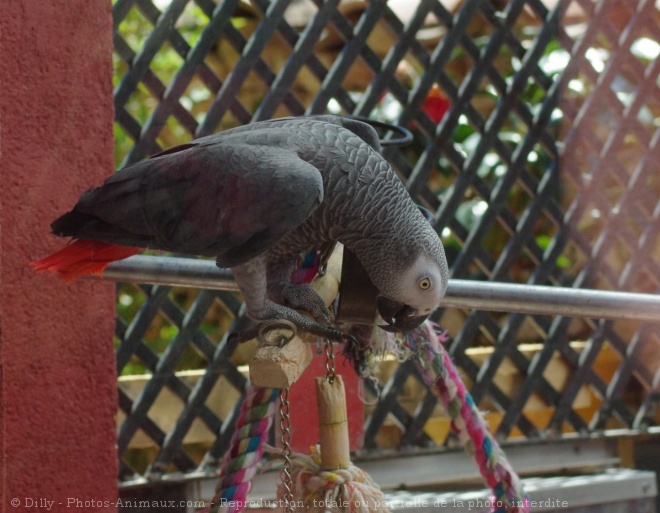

left=278, top=340, right=333, bottom=513
left=324, top=338, right=336, bottom=384
left=279, top=387, right=294, bottom=513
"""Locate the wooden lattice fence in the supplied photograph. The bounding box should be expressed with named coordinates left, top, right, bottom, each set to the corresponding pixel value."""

left=110, top=0, right=659, bottom=485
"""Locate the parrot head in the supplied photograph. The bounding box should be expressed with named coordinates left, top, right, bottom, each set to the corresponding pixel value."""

left=375, top=251, right=448, bottom=333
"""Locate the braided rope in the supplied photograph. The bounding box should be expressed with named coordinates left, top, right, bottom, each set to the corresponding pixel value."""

left=207, top=386, right=279, bottom=513
left=278, top=447, right=392, bottom=513
left=405, top=323, right=530, bottom=513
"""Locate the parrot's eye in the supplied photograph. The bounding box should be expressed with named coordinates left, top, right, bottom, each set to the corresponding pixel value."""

left=418, top=277, right=432, bottom=290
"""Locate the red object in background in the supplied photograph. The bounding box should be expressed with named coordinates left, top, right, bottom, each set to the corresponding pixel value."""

left=287, top=247, right=364, bottom=452
left=422, top=84, right=452, bottom=123
left=287, top=345, right=364, bottom=452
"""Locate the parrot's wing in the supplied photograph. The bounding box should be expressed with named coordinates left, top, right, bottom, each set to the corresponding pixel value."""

left=52, top=143, right=324, bottom=266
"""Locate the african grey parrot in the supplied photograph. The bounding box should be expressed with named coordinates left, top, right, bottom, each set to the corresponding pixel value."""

left=33, top=116, right=449, bottom=342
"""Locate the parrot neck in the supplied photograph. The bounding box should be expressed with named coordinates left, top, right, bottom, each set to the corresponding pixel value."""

left=339, top=209, right=446, bottom=300
left=341, top=230, right=415, bottom=291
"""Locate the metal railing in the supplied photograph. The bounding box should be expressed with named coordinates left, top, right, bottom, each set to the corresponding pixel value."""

left=104, top=256, right=660, bottom=323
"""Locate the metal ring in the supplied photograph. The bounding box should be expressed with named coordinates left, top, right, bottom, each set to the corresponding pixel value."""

left=257, top=320, right=298, bottom=347
left=346, top=115, right=414, bottom=147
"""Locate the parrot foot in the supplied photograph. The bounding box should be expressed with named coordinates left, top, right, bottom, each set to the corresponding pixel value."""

left=234, top=321, right=352, bottom=345
left=234, top=317, right=356, bottom=344
left=240, top=300, right=352, bottom=346
left=303, top=322, right=357, bottom=346
left=281, top=283, right=333, bottom=324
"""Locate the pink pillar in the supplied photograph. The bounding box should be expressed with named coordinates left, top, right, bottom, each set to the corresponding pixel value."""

left=0, top=2, right=118, bottom=512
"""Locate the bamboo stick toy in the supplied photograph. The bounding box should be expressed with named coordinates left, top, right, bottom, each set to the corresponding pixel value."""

left=316, top=375, right=350, bottom=470
left=278, top=369, right=391, bottom=513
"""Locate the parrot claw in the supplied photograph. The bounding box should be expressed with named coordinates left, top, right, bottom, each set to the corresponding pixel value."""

left=302, top=323, right=351, bottom=344
left=239, top=300, right=348, bottom=346
left=232, top=327, right=260, bottom=344
left=234, top=321, right=350, bottom=346
left=341, top=331, right=358, bottom=346
left=282, top=283, right=333, bottom=324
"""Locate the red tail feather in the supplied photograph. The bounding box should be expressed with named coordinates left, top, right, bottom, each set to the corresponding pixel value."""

left=31, top=240, right=143, bottom=282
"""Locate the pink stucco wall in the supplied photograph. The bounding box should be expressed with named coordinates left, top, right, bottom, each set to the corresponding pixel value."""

left=0, top=1, right=118, bottom=511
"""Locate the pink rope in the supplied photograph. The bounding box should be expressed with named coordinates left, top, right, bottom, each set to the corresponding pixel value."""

left=206, top=386, right=278, bottom=513
left=406, top=323, right=530, bottom=513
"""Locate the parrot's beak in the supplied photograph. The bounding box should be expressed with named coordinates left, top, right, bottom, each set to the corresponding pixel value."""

left=376, top=296, right=429, bottom=333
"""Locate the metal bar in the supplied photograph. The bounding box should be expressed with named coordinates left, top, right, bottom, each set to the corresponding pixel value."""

left=445, top=280, right=660, bottom=323
left=102, top=255, right=660, bottom=322
left=104, top=256, right=239, bottom=291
